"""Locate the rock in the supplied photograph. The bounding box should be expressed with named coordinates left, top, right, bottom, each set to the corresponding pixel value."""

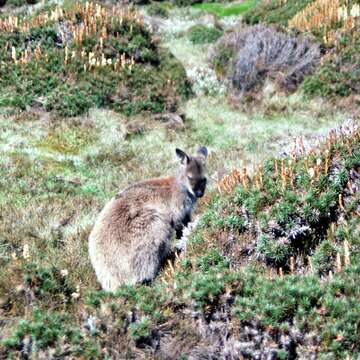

left=237, top=341, right=256, bottom=356
left=125, top=122, right=146, bottom=138
left=55, top=21, right=73, bottom=46
left=152, top=113, right=184, bottom=129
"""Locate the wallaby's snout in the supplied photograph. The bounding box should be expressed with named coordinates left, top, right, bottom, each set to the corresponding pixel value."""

left=194, top=177, right=207, bottom=198
left=176, top=146, right=208, bottom=198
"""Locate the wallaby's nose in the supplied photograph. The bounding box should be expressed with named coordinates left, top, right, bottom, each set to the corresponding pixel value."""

left=195, top=190, right=204, bottom=198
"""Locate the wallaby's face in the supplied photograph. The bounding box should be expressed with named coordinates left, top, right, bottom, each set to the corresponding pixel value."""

left=176, top=147, right=208, bottom=198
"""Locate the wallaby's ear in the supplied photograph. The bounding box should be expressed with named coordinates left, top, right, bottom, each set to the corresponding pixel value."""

left=197, top=146, right=208, bottom=163
left=176, top=148, right=189, bottom=164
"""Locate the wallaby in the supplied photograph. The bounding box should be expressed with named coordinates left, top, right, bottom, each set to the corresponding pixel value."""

left=88, top=146, right=208, bottom=291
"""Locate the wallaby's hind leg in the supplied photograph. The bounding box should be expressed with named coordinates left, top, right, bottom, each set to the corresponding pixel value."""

left=131, top=223, right=172, bottom=284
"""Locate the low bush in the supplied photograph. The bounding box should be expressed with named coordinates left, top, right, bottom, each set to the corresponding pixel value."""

left=147, top=2, right=170, bottom=18
left=188, top=24, right=223, bottom=44
left=210, top=25, right=320, bottom=94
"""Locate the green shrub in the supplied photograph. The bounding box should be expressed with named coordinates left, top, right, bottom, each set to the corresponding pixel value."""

left=302, top=32, right=360, bottom=99
left=2, top=309, right=100, bottom=356
left=129, top=318, right=151, bottom=340
left=147, top=2, right=170, bottom=18
left=3, top=310, right=76, bottom=350
left=188, top=24, right=223, bottom=44
left=312, top=241, right=337, bottom=275
left=257, top=235, right=291, bottom=266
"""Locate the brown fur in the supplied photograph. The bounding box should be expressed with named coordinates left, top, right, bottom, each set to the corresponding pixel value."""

left=88, top=147, right=208, bottom=291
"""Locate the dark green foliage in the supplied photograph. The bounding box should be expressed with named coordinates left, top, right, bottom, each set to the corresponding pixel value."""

left=206, top=129, right=360, bottom=271
left=211, top=44, right=234, bottom=78
left=233, top=262, right=360, bottom=356
left=196, top=249, right=229, bottom=271
left=257, top=235, right=292, bottom=266
left=1, top=309, right=99, bottom=356
left=147, top=2, right=170, bottom=18
left=223, top=213, right=245, bottom=231
left=23, top=263, right=76, bottom=306
left=188, top=24, right=223, bottom=44
left=2, top=310, right=73, bottom=350
left=129, top=318, right=151, bottom=340
left=312, top=240, right=337, bottom=275
left=271, top=192, right=299, bottom=226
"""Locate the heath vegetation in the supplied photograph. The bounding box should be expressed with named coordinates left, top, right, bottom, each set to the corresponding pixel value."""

left=0, top=0, right=359, bottom=359
left=0, top=2, right=191, bottom=117
left=1, top=123, right=359, bottom=359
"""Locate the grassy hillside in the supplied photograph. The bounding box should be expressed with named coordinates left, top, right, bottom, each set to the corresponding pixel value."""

left=1, top=124, right=359, bottom=358
left=0, top=0, right=359, bottom=359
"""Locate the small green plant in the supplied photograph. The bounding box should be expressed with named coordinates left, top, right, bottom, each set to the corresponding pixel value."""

left=302, top=32, right=360, bottom=99
left=257, top=235, right=291, bottom=266
left=129, top=318, right=151, bottom=340
left=23, top=262, right=76, bottom=306
left=3, top=310, right=75, bottom=350
left=312, top=241, right=337, bottom=275
left=188, top=24, right=223, bottom=44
